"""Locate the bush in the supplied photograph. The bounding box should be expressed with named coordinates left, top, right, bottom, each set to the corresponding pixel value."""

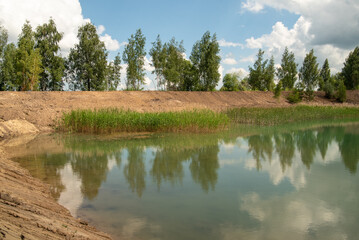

left=287, top=89, right=302, bottom=104
left=274, top=81, right=282, bottom=99
left=323, top=81, right=335, bottom=99
left=337, top=80, right=347, bottom=103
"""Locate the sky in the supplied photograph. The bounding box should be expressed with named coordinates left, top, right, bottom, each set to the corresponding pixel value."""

left=0, top=0, right=358, bottom=89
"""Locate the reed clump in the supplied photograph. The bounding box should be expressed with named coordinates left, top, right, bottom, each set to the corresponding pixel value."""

left=226, top=105, right=359, bottom=125
left=59, top=108, right=229, bottom=133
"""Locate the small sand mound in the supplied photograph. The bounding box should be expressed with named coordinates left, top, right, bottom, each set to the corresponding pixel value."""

left=0, top=120, right=39, bottom=138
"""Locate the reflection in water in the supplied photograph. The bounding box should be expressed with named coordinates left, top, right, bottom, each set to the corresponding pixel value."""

left=12, top=122, right=359, bottom=240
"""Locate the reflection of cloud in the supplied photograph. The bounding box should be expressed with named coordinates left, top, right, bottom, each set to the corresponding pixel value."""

left=234, top=192, right=343, bottom=240
left=58, top=163, right=83, bottom=217
left=107, top=155, right=117, bottom=171
left=122, top=217, right=162, bottom=239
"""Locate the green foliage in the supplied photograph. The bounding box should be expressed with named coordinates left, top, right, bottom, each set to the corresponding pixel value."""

left=162, top=38, right=187, bottom=90
left=0, top=43, right=17, bottom=90
left=123, top=29, right=146, bottom=90
left=342, top=46, right=359, bottom=90
left=323, top=80, right=335, bottom=99
left=16, top=21, right=42, bottom=91
left=265, top=56, right=276, bottom=91
left=299, top=49, right=319, bottom=99
left=67, top=22, right=108, bottom=91
left=274, top=81, right=282, bottom=98
left=35, top=19, right=65, bottom=91
left=226, top=106, right=359, bottom=125
left=318, top=59, right=331, bottom=91
left=277, top=47, right=297, bottom=90
left=0, top=24, right=8, bottom=58
left=149, top=35, right=166, bottom=90
left=221, top=73, right=240, bottom=91
left=286, top=89, right=302, bottom=104
left=248, top=50, right=275, bottom=91
left=59, top=109, right=229, bottom=133
left=337, top=80, right=347, bottom=103
left=190, top=31, right=221, bottom=91
left=106, top=52, right=121, bottom=90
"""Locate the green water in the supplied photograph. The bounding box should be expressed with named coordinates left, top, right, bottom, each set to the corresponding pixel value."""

left=12, top=122, right=359, bottom=240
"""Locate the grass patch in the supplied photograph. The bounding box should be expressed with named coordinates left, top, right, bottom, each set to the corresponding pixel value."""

left=225, top=106, right=359, bottom=125
left=58, top=108, right=229, bottom=134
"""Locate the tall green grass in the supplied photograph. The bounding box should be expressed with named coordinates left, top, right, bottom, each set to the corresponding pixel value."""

left=59, top=108, right=229, bottom=133
left=226, top=105, right=359, bottom=125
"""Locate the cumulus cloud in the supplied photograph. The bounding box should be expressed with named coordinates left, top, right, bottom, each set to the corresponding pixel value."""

left=0, top=0, right=89, bottom=54
left=0, top=0, right=121, bottom=55
left=100, top=34, right=120, bottom=51
left=245, top=16, right=350, bottom=71
left=241, top=0, right=359, bottom=49
left=223, top=57, right=238, bottom=65
left=218, top=39, right=244, bottom=48
left=241, top=0, right=264, bottom=13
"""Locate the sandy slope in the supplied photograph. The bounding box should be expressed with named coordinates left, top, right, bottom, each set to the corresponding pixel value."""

left=0, top=91, right=358, bottom=133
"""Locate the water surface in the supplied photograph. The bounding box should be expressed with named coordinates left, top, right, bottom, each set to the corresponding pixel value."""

left=13, top=122, right=359, bottom=240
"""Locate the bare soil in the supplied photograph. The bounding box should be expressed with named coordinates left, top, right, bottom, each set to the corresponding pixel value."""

left=0, top=90, right=358, bottom=239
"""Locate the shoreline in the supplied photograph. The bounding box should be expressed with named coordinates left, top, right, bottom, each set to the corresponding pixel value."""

left=1, top=91, right=359, bottom=239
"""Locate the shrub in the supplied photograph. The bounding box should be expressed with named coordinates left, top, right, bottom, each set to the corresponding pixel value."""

left=323, top=81, right=335, bottom=99
left=274, top=81, right=282, bottom=99
left=287, top=89, right=302, bottom=104
left=337, top=80, right=347, bottom=103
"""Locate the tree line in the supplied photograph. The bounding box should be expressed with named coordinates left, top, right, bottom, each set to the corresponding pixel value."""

left=0, top=19, right=358, bottom=98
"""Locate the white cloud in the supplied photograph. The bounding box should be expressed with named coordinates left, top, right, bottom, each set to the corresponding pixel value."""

left=100, top=34, right=120, bottom=51
left=0, top=0, right=89, bottom=55
left=244, top=17, right=350, bottom=72
left=239, top=55, right=255, bottom=63
left=227, top=68, right=249, bottom=77
left=241, top=0, right=359, bottom=49
left=144, top=56, right=155, bottom=72
left=241, top=0, right=264, bottom=13
left=0, top=0, right=121, bottom=55
left=223, top=57, right=238, bottom=65
left=219, top=39, right=244, bottom=48
left=97, top=25, right=106, bottom=35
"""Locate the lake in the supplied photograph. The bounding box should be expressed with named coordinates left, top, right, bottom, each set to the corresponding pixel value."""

left=12, top=122, right=359, bottom=240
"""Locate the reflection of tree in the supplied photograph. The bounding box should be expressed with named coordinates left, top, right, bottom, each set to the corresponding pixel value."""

left=247, top=135, right=273, bottom=170
left=190, top=145, right=219, bottom=192
left=124, top=146, right=146, bottom=197
left=70, top=152, right=111, bottom=200
left=274, top=133, right=295, bottom=171
left=150, top=149, right=190, bottom=189
left=15, top=154, right=68, bottom=200
left=316, top=127, right=335, bottom=160
left=339, top=134, right=359, bottom=174
left=296, top=130, right=317, bottom=169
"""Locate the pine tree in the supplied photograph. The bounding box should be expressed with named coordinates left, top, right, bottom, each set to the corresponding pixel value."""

left=149, top=35, right=166, bottom=90
left=106, top=52, right=121, bottom=90
left=0, top=43, right=17, bottom=90
left=248, top=49, right=268, bottom=91
left=299, top=49, right=319, bottom=98
left=190, top=31, right=221, bottom=91
left=342, top=46, right=359, bottom=90
left=16, top=21, right=42, bottom=91
left=35, top=19, right=65, bottom=91
left=318, top=59, right=330, bottom=91
left=123, top=29, right=146, bottom=90
left=67, top=22, right=108, bottom=91
left=265, top=56, right=275, bottom=91
left=277, top=47, right=297, bottom=90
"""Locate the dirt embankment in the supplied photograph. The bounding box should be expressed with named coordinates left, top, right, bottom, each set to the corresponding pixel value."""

left=1, top=91, right=359, bottom=133
left=0, top=90, right=359, bottom=239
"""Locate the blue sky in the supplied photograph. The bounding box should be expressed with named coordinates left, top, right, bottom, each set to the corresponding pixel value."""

left=1, top=0, right=358, bottom=89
